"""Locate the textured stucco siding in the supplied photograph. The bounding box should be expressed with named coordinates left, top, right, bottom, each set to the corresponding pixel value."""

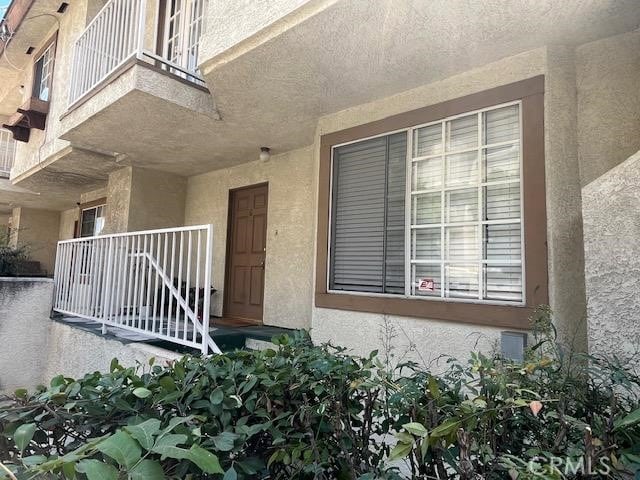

left=104, top=166, right=186, bottom=234
left=199, top=0, right=323, bottom=67
left=576, top=31, right=640, bottom=187
left=0, top=279, right=53, bottom=393
left=184, top=147, right=315, bottom=329
left=104, top=167, right=132, bottom=234
left=583, top=151, right=640, bottom=372
left=543, top=46, right=588, bottom=351
left=43, top=322, right=181, bottom=382
left=10, top=207, right=61, bottom=274
left=128, top=167, right=187, bottom=231
left=0, top=278, right=180, bottom=393
left=58, top=208, right=78, bottom=240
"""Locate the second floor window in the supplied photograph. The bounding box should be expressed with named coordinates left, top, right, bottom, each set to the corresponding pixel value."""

left=33, top=39, right=56, bottom=102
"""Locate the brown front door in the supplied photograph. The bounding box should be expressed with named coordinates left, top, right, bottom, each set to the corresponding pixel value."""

left=224, top=183, right=268, bottom=323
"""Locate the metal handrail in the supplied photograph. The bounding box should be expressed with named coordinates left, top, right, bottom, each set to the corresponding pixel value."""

left=53, top=225, right=219, bottom=354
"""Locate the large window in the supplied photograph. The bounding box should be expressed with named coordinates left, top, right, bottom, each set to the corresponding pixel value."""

left=330, top=102, right=523, bottom=306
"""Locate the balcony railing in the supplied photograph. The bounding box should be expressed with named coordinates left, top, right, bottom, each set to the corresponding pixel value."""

left=53, top=225, right=221, bottom=354
left=0, top=128, right=16, bottom=177
left=69, top=0, right=206, bottom=106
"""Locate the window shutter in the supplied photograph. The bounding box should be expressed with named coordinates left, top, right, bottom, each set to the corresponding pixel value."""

left=330, top=133, right=407, bottom=293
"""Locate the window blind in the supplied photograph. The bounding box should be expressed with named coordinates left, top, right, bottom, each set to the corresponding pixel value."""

left=330, top=133, right=406, bottom=293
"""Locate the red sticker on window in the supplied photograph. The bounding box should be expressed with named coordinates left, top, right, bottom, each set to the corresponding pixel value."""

left=418, top=278, right=435, bottom=292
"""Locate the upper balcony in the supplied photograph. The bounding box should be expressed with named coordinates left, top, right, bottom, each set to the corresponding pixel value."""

left=55, top=0, right=221, bottom=178
left=67, top=0, right=208, bottom=107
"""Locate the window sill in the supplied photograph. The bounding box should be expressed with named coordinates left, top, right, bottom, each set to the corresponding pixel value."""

left=315, top=291, right=536, bottom=330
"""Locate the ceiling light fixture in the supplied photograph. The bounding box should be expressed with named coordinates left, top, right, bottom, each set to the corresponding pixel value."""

left=259, top=147, right=271, bottom=162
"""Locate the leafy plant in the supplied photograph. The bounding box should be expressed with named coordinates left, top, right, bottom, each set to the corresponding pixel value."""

left=0, top=245, right=29, bottom=276
left=1, top=313, right=639, bottom=479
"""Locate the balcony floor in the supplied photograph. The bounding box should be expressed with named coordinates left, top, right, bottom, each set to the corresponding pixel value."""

left=53, top=314, right=293, bottom=354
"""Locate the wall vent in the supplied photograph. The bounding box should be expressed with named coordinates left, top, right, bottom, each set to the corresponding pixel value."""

left=500, top=331, right=528, bottom=362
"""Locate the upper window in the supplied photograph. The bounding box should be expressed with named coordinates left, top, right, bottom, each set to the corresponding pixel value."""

left=163, top=0, right=208, bottom=80
left=329, top=102, right=523, bottom=305
left=33, top=40, right=56, bottom=102
left=80, top=205, right=106, bottom=238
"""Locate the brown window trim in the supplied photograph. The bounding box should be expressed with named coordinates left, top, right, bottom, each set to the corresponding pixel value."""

left=315, top=75, right=548, bottom=330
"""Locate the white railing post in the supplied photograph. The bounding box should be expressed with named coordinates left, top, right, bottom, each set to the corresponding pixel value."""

left=202, top=224, right=213, bottom=354
left=101, top=236, right=114, bottom=334
left=136, top=0, right=147, bottom=60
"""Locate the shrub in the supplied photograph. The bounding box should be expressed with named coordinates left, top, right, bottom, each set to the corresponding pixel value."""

left=0, top=246, right=29, bottom=277
left=1, top=312, right=639, bottom=479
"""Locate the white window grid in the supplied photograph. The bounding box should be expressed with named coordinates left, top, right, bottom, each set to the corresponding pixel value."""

left=0, top=128, right=17, bottom=176
left=163, top=0, right=207, bottom=80
left=37, top=42, right=55, bottom=101
left=406, top=101, right=524, bottom=304
left=327, top=100, right=525, bottom=307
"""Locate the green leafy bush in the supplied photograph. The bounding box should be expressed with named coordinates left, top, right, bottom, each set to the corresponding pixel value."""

left=0, top=246, right=29, bottom=277
left=1, top=313, right=639, bottom=479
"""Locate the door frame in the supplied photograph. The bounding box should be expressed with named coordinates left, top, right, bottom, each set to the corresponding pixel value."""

left=222, top=182, right=269, bottom=324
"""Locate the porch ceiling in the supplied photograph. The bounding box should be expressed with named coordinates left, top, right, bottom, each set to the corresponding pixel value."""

left=10, top=144, right=119, bottom=209
left=198, top=0, right=640, bottom=166
left=0, top=178, right=72, bottom=212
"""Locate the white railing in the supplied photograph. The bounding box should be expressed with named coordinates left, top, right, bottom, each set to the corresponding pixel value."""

left=53, top=225, right=221, bottom=354
left=69, top=0, right=206, bottom=105
left=0, top=128, right=16, bottom=177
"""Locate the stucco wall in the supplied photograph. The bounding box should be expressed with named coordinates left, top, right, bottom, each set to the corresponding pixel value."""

left=544, top=46, right=588, bottom=352
left=58, top=208, right=77, bottom=240
left=43, top=323, right=181, bottom=381
left=583, top=150, right=640, bottom=373
left=309, top=46, right=587, bottom=360
left=200, top=0, right=320, bottom=67
left=104, top=166, right=186, bottom=234
left=576, top=30, right=640, bottom=187
left=80, top=187, right=107, bottom=204
left=10, top=207, right=61, bottom=274
left=0, top=278, right=53, bottom=393
left=0, top=278, right=180, bottom=393
left=104, top=167, right=132, bottom=234
left=184, top=147, right=315, bottom=329
left=128, top=167, right=186, bottom=231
